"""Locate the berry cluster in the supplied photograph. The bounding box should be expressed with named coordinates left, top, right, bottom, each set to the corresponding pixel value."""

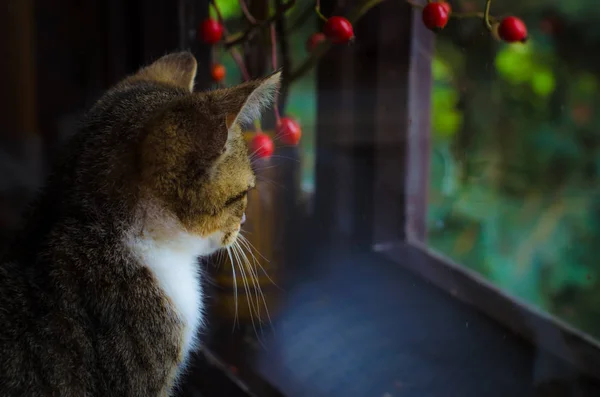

left=420, top=1, right=528, bottom=43
left=197, top=0, right=528, bottom=159
left=197, top=2, right=308, bottom=159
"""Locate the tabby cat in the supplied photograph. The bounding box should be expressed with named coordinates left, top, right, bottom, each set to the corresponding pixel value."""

left=0, top=51, right=280, bottom=396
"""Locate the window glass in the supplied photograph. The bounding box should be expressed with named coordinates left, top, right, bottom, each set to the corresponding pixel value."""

left=428, top=1, right=600, bottom=340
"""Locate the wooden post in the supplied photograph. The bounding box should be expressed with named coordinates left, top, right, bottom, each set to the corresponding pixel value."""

left=0, top=0, right=37, bottom=139
left=0, top=0, right=42, bottom=243
left=374, top=3, right=434, bottom=245
left=314, top=1, right=359, bottom=249
left=314, top=0, right=433, bottom=250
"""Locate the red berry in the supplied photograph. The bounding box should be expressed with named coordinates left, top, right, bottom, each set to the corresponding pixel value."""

left=440, top=2, right=452, bottom=14
left=211, top=64, right=226, bottom=82
left=306, top=32, right=326, bottom=52
left=277, top=117, right=302, bottom=146
left=422, top=2, right=450, bottom=31
left=199, top=18, right=224, bottom=44
left=250, top=133, right=274, bottom=159
left=498, top=16, right=528, bottom=43
left=323, top=16, right=354, bottom=44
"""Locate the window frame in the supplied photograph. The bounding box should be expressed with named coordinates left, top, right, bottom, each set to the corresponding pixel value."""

left=367, top=5, right=600, bottom=380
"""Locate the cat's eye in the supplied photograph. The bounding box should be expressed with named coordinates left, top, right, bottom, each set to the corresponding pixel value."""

left=224, top=189, right=249, bottom=207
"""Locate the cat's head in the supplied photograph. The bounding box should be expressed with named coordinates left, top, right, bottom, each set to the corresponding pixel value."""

left=110, top=52, right=280, bottom=254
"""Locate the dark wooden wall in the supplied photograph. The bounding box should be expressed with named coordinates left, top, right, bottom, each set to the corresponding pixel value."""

left=34, top=0, right=210, bottom=149
left=0, top=0, right=36, bottom=141
left=0, top=0, right=211, bottom=247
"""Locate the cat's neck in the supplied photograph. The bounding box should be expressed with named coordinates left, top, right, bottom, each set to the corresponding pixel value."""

left=124, top=198, right=215, bottom=362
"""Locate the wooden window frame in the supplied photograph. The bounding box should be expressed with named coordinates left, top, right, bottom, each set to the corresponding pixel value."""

left=369, top=4, right=600, bottom=381
left=314, top=0, right=600, bottom=380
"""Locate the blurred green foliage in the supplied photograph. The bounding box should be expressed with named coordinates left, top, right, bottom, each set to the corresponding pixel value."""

left=428, top=0, right=600, bottom=340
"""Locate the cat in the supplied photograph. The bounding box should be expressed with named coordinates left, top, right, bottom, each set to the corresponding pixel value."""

left=0, top=51, right=280, bottom=397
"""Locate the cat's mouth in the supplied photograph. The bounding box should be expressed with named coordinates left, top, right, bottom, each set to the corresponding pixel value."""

left=218, top=213, right=246, bottom=247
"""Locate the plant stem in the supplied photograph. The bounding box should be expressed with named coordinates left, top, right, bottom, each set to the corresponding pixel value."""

left=253, top=119, right=263, bottom=133
left=289, top=0, right=386, bottom=83
left=270, top=23, right=281, bottom=122
left=210, top=0, right=251, bottom=81
left=275, top=0, right=292, bottom=116
left=238, top=0, right=258, bottom=24
left=314, top=1, right=328, bottom=22
left=224, top=0, right=295, bottom=49
left=285, top=3, right=315, bottom=34
left=210, top=0, right=226, bottom=28
left=231, top=48, right=250, bottom=81
left=484, top=0, right=493, bottom=30
left=405, top=0, right=498, bottom=22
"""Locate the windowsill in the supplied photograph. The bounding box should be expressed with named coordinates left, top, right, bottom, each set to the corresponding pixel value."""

left=374, top=239, right=600, bottom=381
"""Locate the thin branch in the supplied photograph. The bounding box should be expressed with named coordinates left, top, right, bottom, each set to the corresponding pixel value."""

left=239, top=0, right=258, bottom=24
left=484, top=0, right=493, bottom=30
left=314, top=0, right=328, bottom=22
left=275, top=0, right=292, bottom=116
left=285, top=3, right=315, bottom=34
left=289, top=0, right=386, bottom=82
left=224, top=0, right=296, bottom=48
left=210, top=0, right=227, bottom=29
left=270, top=23, right=281, bottom=122
left=289, top=0, right=505, bottom=83
left=210, top=0, right=251, bottom=81
left=405, top=0, right=498, bottom=22
left=231, top=48, right=251, bottom=81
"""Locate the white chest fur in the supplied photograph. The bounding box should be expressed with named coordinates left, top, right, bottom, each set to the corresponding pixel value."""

left=143, top=242, right=203, bottom=356
left=125, top=229, right=221, bottom=361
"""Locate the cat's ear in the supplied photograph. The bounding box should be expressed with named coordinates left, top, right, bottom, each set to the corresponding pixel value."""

left=133, top=52, right=198, bottom=92
left=217, top=71, right=282, bottom=131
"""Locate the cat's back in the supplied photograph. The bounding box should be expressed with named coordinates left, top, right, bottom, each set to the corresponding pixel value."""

left=0, top=220, right=106, bottom=396
left=0, top=216, right=183, bottom=396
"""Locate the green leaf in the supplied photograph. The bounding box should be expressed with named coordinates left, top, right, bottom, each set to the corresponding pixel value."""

left=209, top=0, right=242, bottom=20
left=432, top=109, right=462, bottom=138
left=432, top=57, right=453, bottom=83
left=531, top=67, right=556, bottom=97
left=495, top=43, right=534, bottom=84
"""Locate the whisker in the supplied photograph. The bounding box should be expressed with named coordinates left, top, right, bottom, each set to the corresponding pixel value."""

left=252, top=164, right=281, bottom=172
left=237, top=239, right=273, bottom=327
left=214, top=249, right=225, bottom=270
left=232, top=241, right=265, bottom=345
left=236, top=241, right=261, bottom=304
left=237, top=234, right=281, bottom=291
left=238, top=233, right=270, bottom=263
left=267, top=154, right=301, bottom=163
left=248, top=146, right=264, bottom=162
left=237, top=241, right=263, bottom=322
left=256, top=175, right=286, bottom=190
left=231, top=242, right=254, bottom=316
left=233, top=241, right=260, bottom=318
left=226, top=247, right=239, bottom=331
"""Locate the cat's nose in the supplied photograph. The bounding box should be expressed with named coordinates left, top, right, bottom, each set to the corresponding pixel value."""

left=241, top=213, right=246, bottom=225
